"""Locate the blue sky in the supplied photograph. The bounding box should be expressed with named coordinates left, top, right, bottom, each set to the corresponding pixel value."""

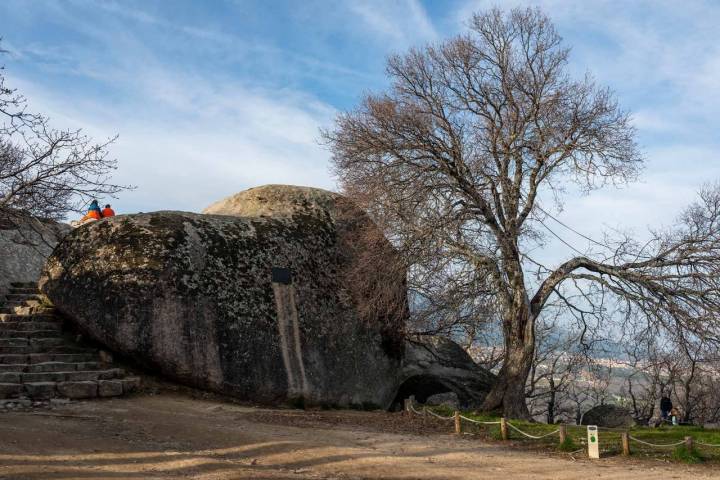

left=1, top=0, right=719, bottom=264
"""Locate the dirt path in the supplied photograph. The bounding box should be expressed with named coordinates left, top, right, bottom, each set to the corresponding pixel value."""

left=0, top=393, right=716, bottom=479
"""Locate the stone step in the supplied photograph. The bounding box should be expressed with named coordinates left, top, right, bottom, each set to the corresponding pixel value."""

left=0, top=346, right=94, bottom=355
left=0, top=382, right=23, bottom=398
left=27, top=361, right=103, bottom=373
left=0, top=353, right=98, bottom=364
left=0, top=364, right=25, bottom=373
left=0, top=306, right=54, bottom=315
left=0, top=373, right=139, bottom=399
left=15, top=368, right=125, bottom=384
left=0, top=313, right=59, bottom=323
left=0, top=322, right=62, bottom=331
left=8, top=287, right=39, bottom=295
left=0, top=338, right=30, bottom=347
left=0, top=330, right=62, bottom=339
left=0, top=361, right=102, bottom=373
left=4, top=293, right=44, bottom=303
left=0, top=372, right=18, bottom=383
left=9, top=282, right=37, bottom=289
left=0, top=379, right=133, bottom=399
left=1, top=299, right=44, bottom=309
left=0, top=337, right=65, bottom=347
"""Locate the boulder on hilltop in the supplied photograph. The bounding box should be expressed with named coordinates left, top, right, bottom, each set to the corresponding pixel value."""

left=582, top=404, right=636, bottom=428
left=41, top=186, right=406, bottom=408
left=41, top=185, right=494, bottom=409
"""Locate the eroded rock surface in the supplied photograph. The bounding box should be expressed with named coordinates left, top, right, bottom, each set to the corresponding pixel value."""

left=0, top=215, right=68, bottom=295
left=41, top=186, right=407, bottom=408
left=41, top=185, right=494, bottom=409
left=398, top=336, right=495, bottom=409
left=582, top=404, right=636, bottom=428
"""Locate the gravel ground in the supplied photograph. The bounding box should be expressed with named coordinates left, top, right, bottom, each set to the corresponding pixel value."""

left=0, top=392, right=718, bottom=479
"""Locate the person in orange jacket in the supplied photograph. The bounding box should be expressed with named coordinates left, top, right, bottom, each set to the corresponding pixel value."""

left=81, top=200, right=102, bottom=221
left=102, top=204, right=116, bottom=217
left=71, top=200, right=102, bottom=228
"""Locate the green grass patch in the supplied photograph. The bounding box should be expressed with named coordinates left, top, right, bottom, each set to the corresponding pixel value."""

left=672, top=444, right=703, bottom=464
left=558, top=436, right=578, bottom=452
left=420, top=406, right=720, bottom=463
left=420, top=406, right=720, bottom=462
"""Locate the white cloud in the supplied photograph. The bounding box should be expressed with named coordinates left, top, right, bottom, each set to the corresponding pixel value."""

left=2, top=2, right=339, bottom=217
left=4, top=0, right=719, bottom=241
left=349, top=0, right=438, bottom=47
left=10, top=68, right=337, bottom=216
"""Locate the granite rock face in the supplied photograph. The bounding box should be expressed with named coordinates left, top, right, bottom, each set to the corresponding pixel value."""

left=41, top=185, right=494, bottom=409
left=0, top=215, right=68, bottom=296
left=398, top=336, right=495, bottom=409
left=41, top=186, right=407, bottom=408
left=582, top=404, right=636, bottom=428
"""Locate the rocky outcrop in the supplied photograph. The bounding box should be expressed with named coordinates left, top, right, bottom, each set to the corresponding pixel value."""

left=203, top=184, right=340, bottom=219
left=397, top=336, right=495, bottom=409
left=40, top=185, right=494, bottom=410
left=0, top=215, right=68, bottom=296
left=425, top=392, right=460, bottom=409
left=41, top=186, right=407, bottom=408
left=203, top=184, right=408, bottom=344
left=582, top=404, right=636, bottom=428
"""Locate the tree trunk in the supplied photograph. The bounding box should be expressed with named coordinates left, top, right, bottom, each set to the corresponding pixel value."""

left=547, top=384, right=556, bottom=425
left=481, top=305, right=535, bottom=419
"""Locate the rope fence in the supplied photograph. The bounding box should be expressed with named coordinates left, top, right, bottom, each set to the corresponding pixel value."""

left=697, top=441, right=720, bottom=448
left=506, top=422, right=560, bottom=439
left=628, top=436, right=685, bottom=448
left=402, top=396, right=720, bottom=460
left=459, top=414, right=501, bottom=425
left=425, top=408, right=454, bottom=421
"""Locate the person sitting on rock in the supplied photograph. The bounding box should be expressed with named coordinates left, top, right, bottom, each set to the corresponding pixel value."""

left=71, top=200, right=103, bottom=227
left=102, top=204, right=116, bottom=217
left=82, top=200, right=102, bottom=221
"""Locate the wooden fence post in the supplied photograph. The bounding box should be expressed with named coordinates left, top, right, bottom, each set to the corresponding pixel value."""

left=621, top=432, right=630, bottom=456
left=500, top=417, right=509, bottom=440
left=454, top=411, right=461, bottom=435
left=685, top=436, right=694, bottom=451
left=559, top=425, right=567, bottom=445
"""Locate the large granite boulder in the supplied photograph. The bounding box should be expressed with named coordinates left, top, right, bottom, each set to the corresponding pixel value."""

left=582, top=404, right=636, bottom=428
left=0, top=214, right=68, bottom=295
left=398, top=335, right=495, bottom=409
left=41, top=186, right=407, bottom=408
left=41, top=185, right=495, bottom=409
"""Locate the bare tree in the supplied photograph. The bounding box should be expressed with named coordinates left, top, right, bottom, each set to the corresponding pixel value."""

left=323, top=7, right=720, bottom=417
left=619, top=341, right=665, bottom=425
left=0, top=46, right=127, bottom=228
left=526, top=314, right=590, bottom=423
left=618, top=332, right=720, bottom=426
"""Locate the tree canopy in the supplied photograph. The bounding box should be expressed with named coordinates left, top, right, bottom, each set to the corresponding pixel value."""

left=323, top=7, right=720, bottom=417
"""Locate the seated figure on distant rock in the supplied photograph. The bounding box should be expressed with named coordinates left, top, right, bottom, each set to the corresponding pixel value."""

left=101, top=204, right=116, bottom=217
left=71, top=200, right=103, bottom=228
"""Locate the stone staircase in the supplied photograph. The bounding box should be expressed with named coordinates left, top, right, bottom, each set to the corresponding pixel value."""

left=0, top=281, right=140, bottom=405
